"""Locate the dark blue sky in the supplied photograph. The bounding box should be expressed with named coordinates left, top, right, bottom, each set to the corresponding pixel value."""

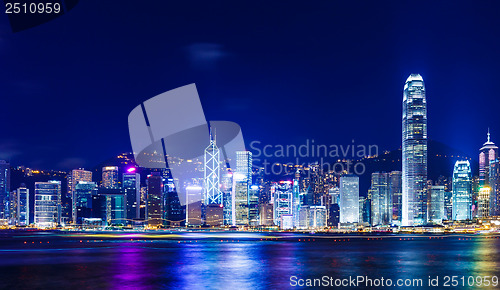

left=0, top=1, right=499, bottom=170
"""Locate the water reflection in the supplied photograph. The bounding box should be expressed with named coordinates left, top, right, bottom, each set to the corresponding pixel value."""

left=0, top=234, right=498, bottom=288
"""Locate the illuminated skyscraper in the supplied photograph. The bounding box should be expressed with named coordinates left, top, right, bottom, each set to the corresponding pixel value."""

left=248, top=185, right=260, bottom=225
left=490, top=159, right=500, bottom=216
left=428, top=185, right=444, bottom=224
left=339, top=175, right=359, bottom=224
left=186, top=185, right=203, bottom=226
left=68, top=169, right=92, bottom=223
left=0, top=160, right=10, bottom=220
left=34, top=181, right=61, bottom=228
left=452, top=160, right=472, bottom=221
left=273, top=181, right=293, bottom=227
left=147, top=173, right=163, bottom=227
left=389, top=171, right=402, bottom=225
left=102, top=166, right=119, bottom=188
left=234, top=151, right=252, bottom=225
left=123, top=169, right=140, bottom=220
left=369, top=172, right=390, bottom=226
left=74, top=181, right=98, bottom=225
left=479, top=131, right=498, bottom=216
left=402, top=74, right=428, bottom=226
left=204, top=133, right=222, bottom=205
left=479, top=130, right=498, bottom=187
left=16, top=185, right=29, bottom=226
left=478, top=187, right=491, bottom=218
left=101, top=166, right=125, bottom=225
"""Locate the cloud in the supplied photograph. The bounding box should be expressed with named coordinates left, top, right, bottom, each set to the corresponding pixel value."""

left=185, top=43, right=228, bottom=70
left=0, top=140, right=22, bottom=161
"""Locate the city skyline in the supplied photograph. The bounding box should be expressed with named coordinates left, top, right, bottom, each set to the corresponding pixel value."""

left=2, top=3, right=500, bottom=289
left=1, top=2, right=500, bottom=170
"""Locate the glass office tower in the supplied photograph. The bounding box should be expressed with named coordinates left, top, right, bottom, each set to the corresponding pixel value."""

left=452, top=160, right=472, bottom=221
left=402, top=74, right=428, bottom=226
left=339, top=175, right=359, bottom=224
left=34, top=181, right=61, bottom=228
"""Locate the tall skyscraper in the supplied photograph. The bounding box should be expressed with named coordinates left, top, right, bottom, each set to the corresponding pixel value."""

left=490, top=159, right=500, bottom=216
left=186, top=185, right=203, bottom=226
left=164, top=177, right=184, bottom=226
left=248, top=185, right=260, bottom=225
left=369, top=172, right=390, bottom=226
left=16, top=185, right=29, bottom=226
left=74, top=181, right=98, bottom=225
left=147, top=173, right=163, bottom=227
left=68, top=169, right=92, bottom=223
left=272, top=181, right=293, bottom=227
left=452, top=160, right=472, bottom=221
left=101, top=166, right=125, bottom=225
left=0, top=160, right=10, bottom=220
left=221, top=170, right=233, bottom=225
left=339, top=175, right=359, bottom=224
left=123, top=169, right=141, bottom=220
left=479, top=130, right=498, bottom=187
left=34, top=181, right=61, bottom=228
left=389, top=171, right=402, bottom=225
left=102, top=166, right=119, bottom=188
left=233, top=151, right=252, bottom=225
left=204, top=134, right=222, bottom=205
left=477, top=187, right=491, bottom=218
left=402, top=74, right=428, bottom=226
left=479, top=131, right=499, bottom=217
left=428, top=185, right=444, bottom=224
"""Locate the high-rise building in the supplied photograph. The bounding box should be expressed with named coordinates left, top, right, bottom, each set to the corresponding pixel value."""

left=74, top=181, right=98, bottom=225
left=339, top=175, right=359, bottom=224
left=298, top=205, right=327, bottom=229
left=402, top=74, right=428, bottom=226
left=490, top=159, right=500, bottom=216
left=452, top=160, right=472, bottom=221
left=273, top=181, right=293, bottom=227
left=0, top=160, right=10, bottom=220
left=259, top=203, right=274, bottom=226
left=478, top=187, right=491, bottom=218
left=204, top=134, right=222, bottom=205
left=147, top=173, right=163, bottom=227
left=101, top=166, right=125, bottom=225
left=16, top=185, right=29, bottom=226
left=248, top=185, right=260, bottom=225
left=389, top=171, right=402, bottom=224
left=359, top=196, right=371, bottom=225
left=205, top=204, right=224, bottom=226
left=479, top=130, right=498, bottom=187
left=328, top=203, right=340, bottom=228
left=68, top=169, right=92, bottom=223
left=123, top=169, right=140, bottom=220
left=186, top=185, right=202, bottom=226
left=370, top=172, right=390, bottom=226
left=102, top=166, right=119, bottom=188
left=428, top=185, right=444, bottom=224
left=221, top=170, right=233, bottom=225
left=444, top=190, right=453, bottom=221
left=292, top=176, right=301, bottom=228
left=34, top=181, right=61, bottom=228
left=234, top=151, right=252, bottom=225
left=164, top=177, right=184, bottom=226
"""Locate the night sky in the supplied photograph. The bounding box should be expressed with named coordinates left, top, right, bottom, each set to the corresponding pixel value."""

left=0, top=1, right=499, bottom=170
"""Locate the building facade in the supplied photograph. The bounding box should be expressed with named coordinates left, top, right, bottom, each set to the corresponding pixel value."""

left=34, top=181, right=61, bottom=228
left=402, top=74, right=428, bottom=226
left=452, top=160, right=472, bottom=221
left=339, top=175, right=359, bottom=224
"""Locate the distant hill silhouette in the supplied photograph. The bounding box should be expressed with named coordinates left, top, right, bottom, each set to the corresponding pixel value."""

left=357, top=140, right=477, bottom=195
